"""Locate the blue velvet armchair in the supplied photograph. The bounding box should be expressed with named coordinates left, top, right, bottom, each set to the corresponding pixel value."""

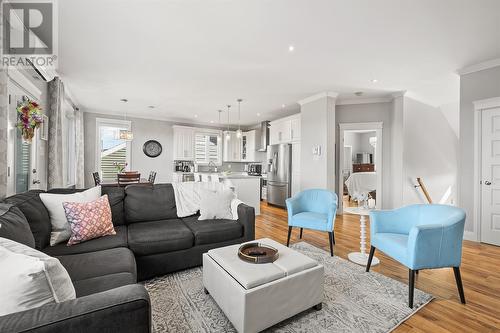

left=285, top=189, right=338, bottom=256
left=366, top=204, right=466, bottom=308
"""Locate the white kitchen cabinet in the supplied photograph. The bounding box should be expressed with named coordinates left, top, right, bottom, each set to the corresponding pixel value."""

left=291, top=143, right=301, bottom=196
left=269, top=114, right=300, bottom=144
left=291, top=143, right=301, bottom=174
left=223, top=131, right=242, bottom=162
left=173, top=126, right=195, bottom=160
left=226, top=177, right=261, bottom=215
left=290, top=116, right=301, bottom=142
left=291, top=173, right=301, bottom=197
left=241, top=130, right=256, bottom=162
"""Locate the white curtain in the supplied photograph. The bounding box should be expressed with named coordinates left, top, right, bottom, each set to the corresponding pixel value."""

left=75, top=109, right=85, bottom=188
left=0, top=3, right=8, bottom=199
left=48, top=77, right=66, bottom=189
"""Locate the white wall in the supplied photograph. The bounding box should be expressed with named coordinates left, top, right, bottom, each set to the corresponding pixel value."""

left=336, top=102, right=392, bottom=208
left=402, top=97, right=458, bottom=206
left=300, top=96, right=336, bottom=190
left=459, top=65, right=500, bottom=232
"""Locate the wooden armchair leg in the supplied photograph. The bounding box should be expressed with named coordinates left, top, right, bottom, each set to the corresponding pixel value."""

left=299, top=228, right=303, bottom=239
left=287, top=226, right=293, bottom=247
left=409, top=269, right=416, bottom=308
left=453, top=267, right=466, bottom=304
left=366, top=246, right=376, bottom=272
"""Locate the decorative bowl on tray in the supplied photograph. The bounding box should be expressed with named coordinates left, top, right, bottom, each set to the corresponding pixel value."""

left=238, top=242, right=279, bottom=264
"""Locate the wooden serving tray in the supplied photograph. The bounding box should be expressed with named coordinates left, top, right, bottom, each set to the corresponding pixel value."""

left=238, top=242, right=279, bottom=264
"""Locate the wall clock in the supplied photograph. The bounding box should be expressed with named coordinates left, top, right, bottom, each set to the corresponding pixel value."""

left=143, top=140, right=162, bottom=158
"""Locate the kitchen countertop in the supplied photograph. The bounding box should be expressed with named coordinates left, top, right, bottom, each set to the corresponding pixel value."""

left=174, top=171, right=263, bottom=179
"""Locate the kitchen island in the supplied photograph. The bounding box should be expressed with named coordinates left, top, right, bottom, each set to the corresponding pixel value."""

left=173, top=172, right=261, bottom=215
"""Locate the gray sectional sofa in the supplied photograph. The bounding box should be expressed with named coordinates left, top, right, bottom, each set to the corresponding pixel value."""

left=0, top=184, right=256, bottom=332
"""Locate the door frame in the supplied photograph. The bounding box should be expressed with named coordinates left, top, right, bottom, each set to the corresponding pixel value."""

left=472, top=96, right=500, bottom=242
left=338, top=122, right=383, bottom=214
left=6, top=68, right=43, bottom=196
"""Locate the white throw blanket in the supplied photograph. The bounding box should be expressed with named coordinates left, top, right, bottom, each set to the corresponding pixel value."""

left=172, top=181, right=243, bottom=220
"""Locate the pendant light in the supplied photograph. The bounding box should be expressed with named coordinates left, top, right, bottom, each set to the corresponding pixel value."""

left=225, top=105, right=231, bottom=141
left=118, top=99, right=133, bottom=141
left=236, top=98, right=243, bottom=139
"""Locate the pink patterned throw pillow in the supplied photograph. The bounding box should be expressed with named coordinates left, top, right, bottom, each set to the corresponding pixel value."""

left=63, top=195, right=116, bottom=246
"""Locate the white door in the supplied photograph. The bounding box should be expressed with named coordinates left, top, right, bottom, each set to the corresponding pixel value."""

left=481, top=107, right=500, bottom=246
left=7, top=93, right=40, bottom=195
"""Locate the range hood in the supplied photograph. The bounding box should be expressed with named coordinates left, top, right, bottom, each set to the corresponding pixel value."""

left=258, top=121, right=270, bottom=151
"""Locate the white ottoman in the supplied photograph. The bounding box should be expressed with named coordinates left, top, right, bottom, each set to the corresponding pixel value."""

left=203, top=238, right=324, bottom=333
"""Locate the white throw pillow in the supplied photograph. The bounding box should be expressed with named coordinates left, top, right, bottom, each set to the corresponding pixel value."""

left=0, top=237, right=76, bottom=316
left=40, top=186, right=101, bottom=246
left=198, top=189, right=235, bottom=220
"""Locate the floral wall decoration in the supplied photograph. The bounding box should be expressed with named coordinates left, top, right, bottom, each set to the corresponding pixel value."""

left=16, top=99, right=44, bottom=143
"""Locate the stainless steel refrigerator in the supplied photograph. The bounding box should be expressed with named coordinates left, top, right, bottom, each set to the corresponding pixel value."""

left=266, top=144, right=291, bottom=207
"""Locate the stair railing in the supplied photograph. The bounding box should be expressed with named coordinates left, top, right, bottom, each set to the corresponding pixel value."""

left=414, top=177, right=433, bottom=204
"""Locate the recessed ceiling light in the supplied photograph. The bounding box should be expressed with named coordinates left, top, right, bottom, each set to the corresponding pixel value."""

left=371, top=79, right=378, bottom=83
left=288, top=45, right=295, bottom=52
left=194, top=114, right=198, bottom=118
left=210, top=120, right=214, bottom=123
left=354, top=91, right=364, bottom=97
left=120, top=98, right=128, bottom=102
left=257, top=113, right=261, bottom=117
left=148, top=105, right=155, bottom=109
left=281, top=104, right=286, bottom=108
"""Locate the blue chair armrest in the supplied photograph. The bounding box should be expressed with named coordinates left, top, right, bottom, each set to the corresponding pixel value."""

left=326, top=204, right=337, bottom=231
left=407, top=223, right=463, bottom=269
left=285, top=197, right=302, bottom=218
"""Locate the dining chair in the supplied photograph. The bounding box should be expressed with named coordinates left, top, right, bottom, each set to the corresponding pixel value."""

left=201, top=174, right=210, bottom=182
left=148, top=171, right=157, bottom=184
left=117, top=173, right=141, bottom=187
left=285, top=189, right=338, bottom=256
left=193, top=173, right=201, bottom=182
left=210, top=174, right=220, bottom=183
left=92, top=172, right=101, bottom=186
left=366, top=204, right=466, bottom=308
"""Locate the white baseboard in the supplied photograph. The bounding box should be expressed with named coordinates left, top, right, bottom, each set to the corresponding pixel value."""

left=463, top=230, right=478, bottom=242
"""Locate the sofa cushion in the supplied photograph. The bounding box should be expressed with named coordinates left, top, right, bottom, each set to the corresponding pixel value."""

left=72, top=272, right=137, bottom=297
left=56, top=247, right=136, bottom=296
left=0, top=203, right=35, bottom=248
left=40, top=186, right=102, bottom=246
left=124, top=184, right=177, bottom=223
left=182, top=215, right=243, bottom=245
left=43, top=225, right=128, bottom=256
left=128, top=219, right=193, bottom=256
left=4, top=191, right=51, bottom=250
left=0, top=237, right=76, bottom=316
left=49, top=187, right=127, bottom=226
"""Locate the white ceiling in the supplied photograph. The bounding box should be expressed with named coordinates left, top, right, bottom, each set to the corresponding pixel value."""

left=58, top=0, right=500, bottom=126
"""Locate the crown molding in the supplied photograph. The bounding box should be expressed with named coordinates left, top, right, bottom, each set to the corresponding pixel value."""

left=457, top=58, right=500, bottom=76
left=298, top=92, right=339, bottom=106
left=473, top=97, right=500, bottom=110
left=390, top=90, right=407, bottom=99
left=336, top=97, right=392, bottom=106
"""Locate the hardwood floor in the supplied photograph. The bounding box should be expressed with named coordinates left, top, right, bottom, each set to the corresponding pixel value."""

left=256, top=202, right=500, bottom=333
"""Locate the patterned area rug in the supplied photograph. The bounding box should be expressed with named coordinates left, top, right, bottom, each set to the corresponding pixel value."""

left=144, top=242, right=433, bottom=333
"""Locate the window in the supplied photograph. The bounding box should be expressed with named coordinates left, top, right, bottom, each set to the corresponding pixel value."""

left=96, top=118, right=131, bottom=179
left=194, top=131, right=222, bottom=165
